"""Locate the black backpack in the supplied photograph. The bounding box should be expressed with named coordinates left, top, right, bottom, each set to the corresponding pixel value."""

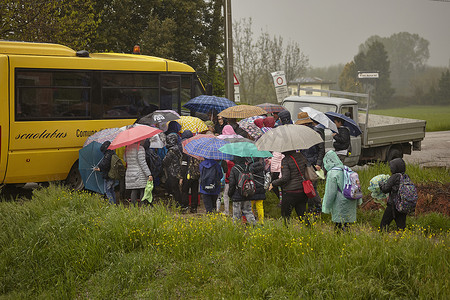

left=236, top=165, right=256, bottom=198
left=145, top=148, right=162, bottom=178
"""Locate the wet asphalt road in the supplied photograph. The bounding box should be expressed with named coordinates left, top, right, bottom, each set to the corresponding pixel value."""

left=403, top=131, right=450, bottom=168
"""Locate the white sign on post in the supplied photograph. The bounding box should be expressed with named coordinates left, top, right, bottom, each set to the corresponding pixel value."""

left=358, top=71, right=379, bottom=79
left=271, top=71, right=288, bottom=103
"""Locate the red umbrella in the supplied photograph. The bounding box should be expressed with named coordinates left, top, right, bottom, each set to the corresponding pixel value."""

left=256, top=103, right=286, bottom=113
left=109, top=125, right=162, bottom=150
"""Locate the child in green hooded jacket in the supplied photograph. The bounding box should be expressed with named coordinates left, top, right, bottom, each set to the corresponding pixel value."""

left=322, top=150, right=362, bottom=230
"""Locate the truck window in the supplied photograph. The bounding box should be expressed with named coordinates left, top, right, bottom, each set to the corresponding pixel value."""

left=341, top=106, right=354, bottom=119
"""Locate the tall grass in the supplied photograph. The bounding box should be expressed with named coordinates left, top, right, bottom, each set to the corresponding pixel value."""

left=370, top=105, right=450, bottom=132
left=0, top=185, right=448, bottom=299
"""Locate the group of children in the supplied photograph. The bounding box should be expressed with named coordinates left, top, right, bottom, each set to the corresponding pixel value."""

left=94, top=112, right=414, bottom=231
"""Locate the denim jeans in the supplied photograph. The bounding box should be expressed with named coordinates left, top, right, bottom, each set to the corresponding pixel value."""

left=104, top=179, right=116, bottom=204
left=232, top=201, right=256, bottom=225
left=202, top=194, right=218, bottom=213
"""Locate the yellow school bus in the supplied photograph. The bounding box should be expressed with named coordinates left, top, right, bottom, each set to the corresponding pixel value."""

left=0, top=41, right=204, bottom=189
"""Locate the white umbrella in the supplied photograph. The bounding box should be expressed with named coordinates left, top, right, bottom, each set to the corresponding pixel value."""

left=299, top=107, right=338, bottom=133
left=255, top=124, right=323, bottom=152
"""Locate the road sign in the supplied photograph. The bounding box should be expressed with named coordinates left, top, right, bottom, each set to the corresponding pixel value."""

left=358, top=71, right=379, bottom=79
left=233, top=73, right=240, bottom=85
left=234, top=85, right=240, bottom=102
left=271, top=71, right=288, bottom=103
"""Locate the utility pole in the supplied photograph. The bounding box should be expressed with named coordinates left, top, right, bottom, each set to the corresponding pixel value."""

left=224, top=0, right=234, bottom=101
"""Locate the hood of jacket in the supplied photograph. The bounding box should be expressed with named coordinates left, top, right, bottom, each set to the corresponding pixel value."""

left=253, top=118, right=264, bottom=128
left=263, top=116, right=275, bottom=128
left=222, top=125, right=236, bottom=135
left=233, top=156, right=248, bottom=168
left=181, top=130, right=193, bottom=141
left=323, top=150, right=343, bottom=171
left=278, top=110, right=292, bottom=125
left=389, top=158, right=406, bottom=174
left=100, top=141, right=111, bottom=153
left=248, top=159, right=264, bottom=173
left=165, top=121, right=181, bottom=135
left=166, top=133, right=179, bottom=148
left=201, top=158, right=218, bottom=168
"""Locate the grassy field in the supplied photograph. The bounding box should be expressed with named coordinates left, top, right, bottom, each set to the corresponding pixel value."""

left=1, top=162, right=449, bottom=299
left=370, top=105, right=450, bottom=132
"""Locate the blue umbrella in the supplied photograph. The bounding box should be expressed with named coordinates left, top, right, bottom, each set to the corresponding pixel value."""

left=183, top=95, right=237, bottom=114
left=78, top=141, right=105, bottom=194
left=325, top=112, right=363, bottom=136
left=219, top=142, right=273, bottom=158
left=184, top=137, right=233, bottom=160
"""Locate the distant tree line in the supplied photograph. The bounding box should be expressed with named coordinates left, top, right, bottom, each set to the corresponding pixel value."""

left=0, top=0, right=225, bottom=95
left=323, top=32, right=449, bottom=107
left=2, top=2, right=449, bottom=106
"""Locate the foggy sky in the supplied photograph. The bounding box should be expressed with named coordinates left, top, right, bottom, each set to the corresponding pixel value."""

left=232, top=0, right=450, bottom=68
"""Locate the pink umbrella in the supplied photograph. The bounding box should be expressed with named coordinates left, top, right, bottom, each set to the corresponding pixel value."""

left=109, top=125, right=162, bottom=150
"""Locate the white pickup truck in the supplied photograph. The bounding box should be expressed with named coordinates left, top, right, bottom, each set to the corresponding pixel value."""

left=282, top=89, right=426, bottom=166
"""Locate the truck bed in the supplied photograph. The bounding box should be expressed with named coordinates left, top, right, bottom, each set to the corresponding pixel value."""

left=358, top=114, right=426, bottom=148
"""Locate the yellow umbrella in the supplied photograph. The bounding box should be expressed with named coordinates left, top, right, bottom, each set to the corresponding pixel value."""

left=218, top=105, right=267, bottom=119
left=175, top=116, right=208, bottom=133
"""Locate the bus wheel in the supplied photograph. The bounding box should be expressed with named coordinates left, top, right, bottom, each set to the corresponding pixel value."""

left=65, top=161, right=84, bottom=191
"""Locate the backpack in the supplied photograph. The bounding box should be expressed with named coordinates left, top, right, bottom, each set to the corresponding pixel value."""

left=145, top=148, right=162, bottom=178
left=394, top=174, right=418, bottom=213
left=332, top=166, right=362, bottom=200
left=200, top=162, right=221, bottom=193
left=187, top=157, right=201, bottom=180
left=108, top=153, right=126, bottom=180
left=236, top=165, right=256, bottom=198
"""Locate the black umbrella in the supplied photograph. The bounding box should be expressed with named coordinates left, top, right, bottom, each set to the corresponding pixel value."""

left=138, top=110, right=180, bottom=126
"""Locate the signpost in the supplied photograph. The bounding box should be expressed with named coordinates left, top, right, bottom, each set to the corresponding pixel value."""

left=358, top=71, right=379, bottom=146
left=271, top=71, right=288, bottom=103
left=234, top=73, right=240, bottom=103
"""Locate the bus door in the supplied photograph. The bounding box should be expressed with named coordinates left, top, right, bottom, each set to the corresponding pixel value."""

left=160, top=75, right=180, bottom=113
left=0, top=55, right=9, bottom=184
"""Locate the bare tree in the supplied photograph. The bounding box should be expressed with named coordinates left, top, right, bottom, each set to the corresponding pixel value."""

left=233, top=18, right=309, bottom=104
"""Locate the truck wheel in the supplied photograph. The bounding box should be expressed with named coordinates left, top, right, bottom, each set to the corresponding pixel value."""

left=387, top=148, right=403, bottom=162
left=65, top=161, right=84, bottom=191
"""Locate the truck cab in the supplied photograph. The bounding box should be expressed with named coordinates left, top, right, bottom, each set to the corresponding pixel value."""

left=283, top=95, right=361, bottom=166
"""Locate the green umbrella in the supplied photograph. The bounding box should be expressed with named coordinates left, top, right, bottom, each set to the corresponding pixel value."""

left=219, top=142, right=273, bottom=158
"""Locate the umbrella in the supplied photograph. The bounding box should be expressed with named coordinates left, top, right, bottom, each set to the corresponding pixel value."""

left=256, top=103, right=286, bottom=113
left=219, top=142, right=272, bottom=158
left=138, top=110, right=180, bottom=126
left=175, top=116, right=208, bottom=133
left=147, top=132, right=166, bottom=148
left=223, top=137, right=255, bottom=144
left=109, top=125, right=162, bottom=150
left=299, top=107, right=338, bottom=133
left=184, top=137, right=233, bottom=160
left=325, top=112, right=363, bottom=136
left=181, top=134, right=215, bottom=160
left=218, top=105, right=267, bottom=119
left=183, top=95, right=237, bottom=113
left=255, top=124, right=323, bottom=152
left=78, top=141, right=105, bottom=194
left=238, top=115, right=265, bottom=125
left=83, top=127, right=125, bottom=147
left=238, top=121, right=263, bottom=140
